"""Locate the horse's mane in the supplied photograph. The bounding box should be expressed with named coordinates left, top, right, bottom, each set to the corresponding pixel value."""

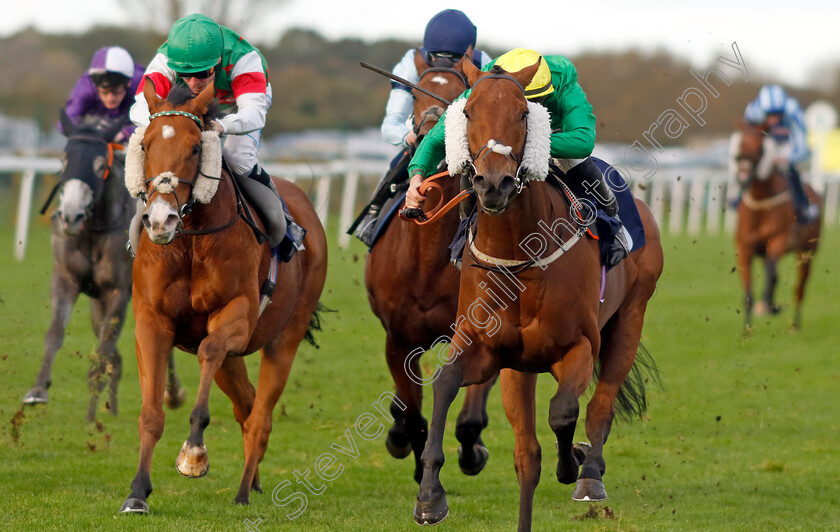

left=73, top=116, right=127, bottom=139
left=166, top=85, right=224, bottom=124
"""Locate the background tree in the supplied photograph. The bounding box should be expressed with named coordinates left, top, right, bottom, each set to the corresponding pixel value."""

left=116, top=0, right=291, bottom=34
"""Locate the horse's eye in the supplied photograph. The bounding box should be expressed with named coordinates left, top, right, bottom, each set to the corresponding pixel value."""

left=192, top=145, right=201, bottom=156
left=463, top=110, right=470, bottom=120
left=140, top=144, right=145, bottom=152
left=522, top=112, right=529, bottom=121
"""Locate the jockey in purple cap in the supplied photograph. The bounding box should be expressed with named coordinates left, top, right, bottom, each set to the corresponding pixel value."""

left=59, top=46, right=145, bottom=143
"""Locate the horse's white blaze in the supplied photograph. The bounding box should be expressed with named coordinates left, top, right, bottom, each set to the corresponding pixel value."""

left=162, top=125, right=175, bottom=139
left=58, top=179, right=93, bottom=220
left=431, top=75, right=449, bottom=85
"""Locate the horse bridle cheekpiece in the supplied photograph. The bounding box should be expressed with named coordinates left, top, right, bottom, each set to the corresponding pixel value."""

left=124, top=110, right=222, bottom=212
left=443, top=75, right=551, bottom=190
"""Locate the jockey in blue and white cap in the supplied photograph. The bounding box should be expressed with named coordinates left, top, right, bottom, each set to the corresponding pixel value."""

left=743, top=84, right=817, bottom=223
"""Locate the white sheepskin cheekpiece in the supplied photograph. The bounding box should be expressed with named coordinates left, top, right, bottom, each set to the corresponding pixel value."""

left=520, top=101, right=551, bottom=181
left=192, top=131, right=222, bottom=204
left=124, top=126, right=147, bottom=198
left=443, top=98, right=552, bottom=182
left=444, top=98, right=471, bottom=176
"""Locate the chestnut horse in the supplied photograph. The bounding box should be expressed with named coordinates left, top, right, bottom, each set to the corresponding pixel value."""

left=365, top=50, right=493, bottom=483
left=412, top=60, right=664, bottom=531
left=118, top=80, right=327, bottom=514
left=22, top=113, right=184, bottom=420
left=732, top=122, right=821, bottom=331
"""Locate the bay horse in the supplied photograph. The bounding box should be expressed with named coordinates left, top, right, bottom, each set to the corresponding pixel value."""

left=732, top=122, right=821, bottom=331
left=118, top=80, right=327, bottom=514
left=365, top=50, right=494, bottom=483
left=22, top=113, right=185, bottom=421
left=412, top=59, right=664, bottom=531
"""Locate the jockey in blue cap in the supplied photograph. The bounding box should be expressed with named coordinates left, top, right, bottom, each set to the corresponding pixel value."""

left=350, top=9, right=492, bottom=246
left=742, top=84, right=818, bottom=223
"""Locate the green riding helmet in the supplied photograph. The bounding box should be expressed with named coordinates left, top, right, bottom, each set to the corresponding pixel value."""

left=164, top=13, right=224, bottom=73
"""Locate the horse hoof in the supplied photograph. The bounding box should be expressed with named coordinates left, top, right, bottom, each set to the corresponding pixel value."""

left=457, top=444, right=489, bottom=476
left=164, top=386, right=187, bottom=409
left=385, top=431, right=412, bottom=459
left=23, top=387, right=48, bottom=405
left=572, top=478, right=607, bottom=501
left=118, top=497, right=150, bottom=514
left=176, top=441, right=209, bottom=477
left=414, top=495, right=449, bottom=525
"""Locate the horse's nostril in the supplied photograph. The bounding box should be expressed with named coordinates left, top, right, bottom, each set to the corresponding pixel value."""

left=499, top=176, right=515, bottom=194
left=142, top=214, right=151, bottom=229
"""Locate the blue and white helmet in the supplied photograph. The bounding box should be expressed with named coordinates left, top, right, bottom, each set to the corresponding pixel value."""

left=744, top=100, right=766, bottom=125
left=756, top=84, right=788, bottom=114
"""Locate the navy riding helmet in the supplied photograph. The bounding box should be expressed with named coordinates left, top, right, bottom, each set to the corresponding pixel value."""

left=419, top=9, right=477, bottom=61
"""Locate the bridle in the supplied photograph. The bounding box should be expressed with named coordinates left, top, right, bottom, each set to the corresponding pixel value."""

left=413, top=67, right=470, bottom=142
left=141, top=110, right=235, bottom=238
left=464, top=73, right=530, bottom=196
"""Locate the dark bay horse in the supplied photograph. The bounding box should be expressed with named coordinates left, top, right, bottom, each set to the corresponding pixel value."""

left=118, top=80, right=327, bottom=514
left=22, top=113, right=184, bottom=421
left=732, top=122, right=821, bottom=331
left=365, top=50, right=493, bottom=483
left=412, top=59, right=664, bottom=531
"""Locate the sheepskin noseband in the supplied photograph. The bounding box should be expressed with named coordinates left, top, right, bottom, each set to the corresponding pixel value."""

left=124, top=126, right=222, bottom=204
left=444, top=97, right=551, bottom=181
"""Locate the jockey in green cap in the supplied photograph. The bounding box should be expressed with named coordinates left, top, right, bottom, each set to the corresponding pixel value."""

left=129, top=13, right=285, bottom=253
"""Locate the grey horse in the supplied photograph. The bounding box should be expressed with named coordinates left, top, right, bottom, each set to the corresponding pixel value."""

left=23, top=112, right=185, bottom=421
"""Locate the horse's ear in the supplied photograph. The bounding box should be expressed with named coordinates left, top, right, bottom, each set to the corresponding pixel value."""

left=413, top=49, right=427, bottom=74
left=456, top=46, right=473, bottom=72
left=463, top=57, right=482, bottom=87
left=509, top=59, right=541, bottom=92
left=59, top=108, right=76, bottom=137
left=193, top=81, right=215, bottom=115
left=143, top=77, right=160, bottom=109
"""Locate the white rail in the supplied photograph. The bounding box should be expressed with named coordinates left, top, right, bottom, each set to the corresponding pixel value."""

left=3, top=155, right=838, bottom=261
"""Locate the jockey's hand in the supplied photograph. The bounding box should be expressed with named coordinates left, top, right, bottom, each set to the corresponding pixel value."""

left=405, top=173, right=426, bottom=209
left=208, top=120, right=225, bottom=135
left=404, top=131, right=416, bottom=148
left=112, top=131, right=125, bottom=143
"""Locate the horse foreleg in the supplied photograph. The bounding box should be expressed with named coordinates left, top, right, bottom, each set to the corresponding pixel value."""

left=758, top=257, right=780, bottom=315
left=86, top=288, right=129, bottom=421
left=213, top=356, right=259, bottom=500
left=500, top=369, right=539, bottom=532
left=736, top=245, right=754, bottom=332
left=792, top=250, right=814, bottom=331
left=177, top=297, right=252, bottom=479
left=414, top=349, right=464, bottom=525
left=548, top=336, right=595, bottom=487
left=164, top=351, right=187, bottom=409
left=23, top=271, right=80, bottom=405
left=235, top=336, right=296, bottom=505
left=119, top=317, right=173, bottom=514
left=384, top=335, right=428, bottom=483
left=455, top=374, right=497, bottom=476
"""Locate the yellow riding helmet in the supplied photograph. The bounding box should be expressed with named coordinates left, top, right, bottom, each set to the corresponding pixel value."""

left=495, top=48, right=554, bottom=99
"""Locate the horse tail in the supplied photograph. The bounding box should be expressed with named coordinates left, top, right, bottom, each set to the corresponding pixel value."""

left=302, top=302, right=333, bottom=348
left=592, top=342, right=662, bottom=421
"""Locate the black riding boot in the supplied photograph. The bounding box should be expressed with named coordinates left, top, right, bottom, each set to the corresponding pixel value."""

left=566, top=157, right=618, bottom=216
left=784, top=166, right=818, bottom=224
left=567, top=157, right=629, bottom=266
left=349, top=149, right=411, bottom=246
left=234, top=165, right=287, bottom=248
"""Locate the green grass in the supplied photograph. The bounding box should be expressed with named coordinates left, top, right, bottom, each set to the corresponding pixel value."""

left=1, top=220, right=838, bottom=531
